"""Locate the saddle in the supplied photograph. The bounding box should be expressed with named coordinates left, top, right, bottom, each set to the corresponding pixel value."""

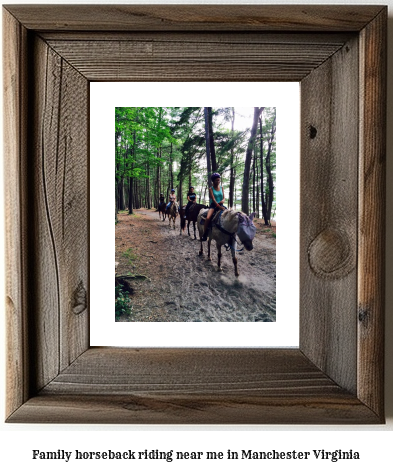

left=199, top=208, right=224, bottom=228
left=189, top=201, right=197, bottom=212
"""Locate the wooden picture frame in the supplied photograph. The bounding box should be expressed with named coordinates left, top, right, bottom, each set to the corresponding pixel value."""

left=3, top=5, right=386, bottom=424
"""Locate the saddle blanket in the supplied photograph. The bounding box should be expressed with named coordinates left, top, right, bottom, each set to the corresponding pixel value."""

left=199, top=208, right=223, bottom=227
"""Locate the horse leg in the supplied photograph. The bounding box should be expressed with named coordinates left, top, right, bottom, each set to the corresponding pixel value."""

left=193, top=221, right=197, bottom=240
left=199, top=239, right=203, bottom=256
left=231, top=243, right=239, bottom=277
left=207, top=237, right=212, bottom=261
left=216, top=242, right=222, bottom=271
left=198, top=221, right=204, bottom=255
left=187, top=221, right=191, bottom=236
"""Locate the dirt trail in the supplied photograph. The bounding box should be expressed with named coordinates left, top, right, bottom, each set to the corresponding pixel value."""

left=115, top=209, right=276, bottom=322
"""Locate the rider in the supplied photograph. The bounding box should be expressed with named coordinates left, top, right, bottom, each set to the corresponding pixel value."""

left=184, top=186, right=197, bottom=218
left=202, top=172, right=226, bottom=241
left=159, top=193, right=165, bottom=204
left=166, top=189, right=178, bottom=212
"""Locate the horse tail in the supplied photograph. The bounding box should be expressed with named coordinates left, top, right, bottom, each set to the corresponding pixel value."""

left=181, top=217, right=186, bottom=230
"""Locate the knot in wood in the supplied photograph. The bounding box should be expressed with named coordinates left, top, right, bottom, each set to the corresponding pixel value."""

left=73, top=281, right=87, bottom=315
left=308, top=228, right=355, bottom=279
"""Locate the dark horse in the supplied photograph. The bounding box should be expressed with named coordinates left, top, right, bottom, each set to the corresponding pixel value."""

left=180, top=203, right=208, bottom=238
left=158, top=201, right=166, bottom=221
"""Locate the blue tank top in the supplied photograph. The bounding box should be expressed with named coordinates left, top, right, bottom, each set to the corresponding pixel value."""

left=210, top=185, right=223, bottom=205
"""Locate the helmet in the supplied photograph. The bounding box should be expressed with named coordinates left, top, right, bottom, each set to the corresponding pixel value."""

left=171, top=189, right=175, bottom=192
left=211, top=172, right=221, bottom=182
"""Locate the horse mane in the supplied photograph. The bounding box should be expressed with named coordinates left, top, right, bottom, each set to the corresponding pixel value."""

left=221, top=209, right=246, bottom=233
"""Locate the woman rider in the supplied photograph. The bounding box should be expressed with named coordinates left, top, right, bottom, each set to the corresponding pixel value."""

left=202, top=172, right=225, bottom=241
left=166, top=189, right=178, bottom=212
left=184, top=186, right=197, bottom=218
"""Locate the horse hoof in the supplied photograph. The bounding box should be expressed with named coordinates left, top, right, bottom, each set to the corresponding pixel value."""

left=208, top=257, right=212, bottom=261
left=235, top=273, right=239, bottom=277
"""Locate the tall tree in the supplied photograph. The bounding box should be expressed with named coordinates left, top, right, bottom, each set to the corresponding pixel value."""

left=265, top=109, right=276, bottom=224
left=229, top=107, right=235, bottom=208
left=241, top=107, right=264, bottom=215
left=207, top=107, right=218, bottom=172
left=204, top=107, right=212, bottom=187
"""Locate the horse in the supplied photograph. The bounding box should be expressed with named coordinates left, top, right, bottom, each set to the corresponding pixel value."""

left=197, top=209, right=257, bottom=277
left=179, top=202, right=208, bottom=238
left=158, top=201, right=166, bottom=221
left=166, top=201, right=178, bottom=229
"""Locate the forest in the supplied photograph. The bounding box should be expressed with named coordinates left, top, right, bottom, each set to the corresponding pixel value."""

left=115, top=107, right=276, bottom=223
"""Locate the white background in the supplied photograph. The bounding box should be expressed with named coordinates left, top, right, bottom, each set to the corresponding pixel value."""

left=1, top=0, right=392, bottom=472
left=90, top=82, right=300, bottom=347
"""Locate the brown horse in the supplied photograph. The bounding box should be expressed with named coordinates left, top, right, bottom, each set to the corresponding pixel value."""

left=180, top=202, right=208, bottom=239
left=158, top=201, right=166, bottom=221
left=166, top=202, right=178, bottom=229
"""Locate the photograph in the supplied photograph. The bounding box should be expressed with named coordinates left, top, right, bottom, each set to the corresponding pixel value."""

left=115, top=107, right=276, bottom=323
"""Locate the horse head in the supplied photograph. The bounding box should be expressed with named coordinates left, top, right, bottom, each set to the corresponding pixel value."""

left=237, top=212, right=257, bottom=251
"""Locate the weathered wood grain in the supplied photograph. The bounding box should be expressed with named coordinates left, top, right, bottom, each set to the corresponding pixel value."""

left=300, top=36, right=359, bottom=394
left=9, top=392, right=380, bottom=425
left=30, top=36, right=89, bottom=388
left=7, top=348, right=380, bottom=424
left=40, top=31, right=354, bottom=44
left=358, top=9, right=386, bottom=417
left=45, top=39, right=348, bottom=81
left=3, top=5, right=384, bottom=31
left=3, top=8, right=29, bottom=418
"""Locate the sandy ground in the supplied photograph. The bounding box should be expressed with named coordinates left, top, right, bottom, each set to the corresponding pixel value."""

left=115, top=208, right=276, bottom=322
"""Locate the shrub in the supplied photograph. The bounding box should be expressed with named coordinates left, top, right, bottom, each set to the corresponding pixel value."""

left=115, top=284, right=132, bottom=320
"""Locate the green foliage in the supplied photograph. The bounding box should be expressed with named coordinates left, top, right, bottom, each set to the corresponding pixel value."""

left=123, top=247, right=138, bottom=265
left=115, top=284, right=132, bottom=320
left=115, top=106, right=276, bottom=217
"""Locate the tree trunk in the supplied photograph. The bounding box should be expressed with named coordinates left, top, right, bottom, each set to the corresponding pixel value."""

left=178, top=179, right=183, bottom=208
left=256, top=155, right=260, bottom=218
left=259, top=116, right=268, bottom=224
left=128, top=176, right=133, bottom=214
left=229, top=107, right=235, bottom=208
left=118, top=178, right=125, bottom=210
left=265, top=112, right=276, bottom=224
left=208, top=107, right=217, bottom=172
left=252, top=143, right=256, bottom=213
left=242, top=107, right=264, bottom=215
left=204, top=107, right=212, bottom=187
left=169, top=142, right=173, bottom=190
